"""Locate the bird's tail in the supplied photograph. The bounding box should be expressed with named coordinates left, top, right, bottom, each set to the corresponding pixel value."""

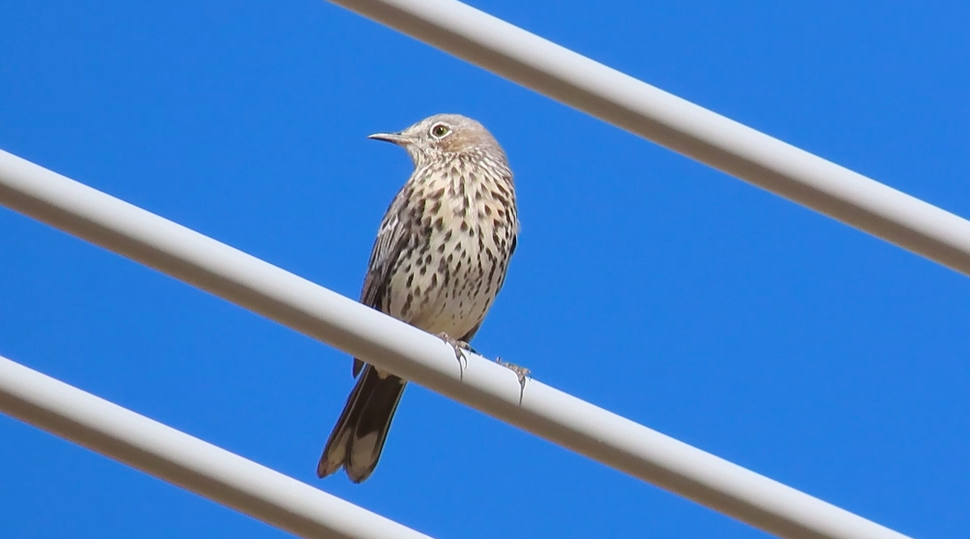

left=317, top=364, right=407, bottom=483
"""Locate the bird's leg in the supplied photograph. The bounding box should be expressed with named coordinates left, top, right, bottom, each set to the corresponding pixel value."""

left=436, top=332, right=472, bottom=379
left=495, top=357, right=530, bottom=405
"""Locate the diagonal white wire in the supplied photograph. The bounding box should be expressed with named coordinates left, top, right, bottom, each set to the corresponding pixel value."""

left=0, top=354, right=432, bottom=539
left=327, top=0, right=970, bottom=277
left=0, top=148, right=911, bottom=539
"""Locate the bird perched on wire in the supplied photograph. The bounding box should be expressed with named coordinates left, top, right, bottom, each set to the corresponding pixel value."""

left=317, top=113, right=520, bottom=483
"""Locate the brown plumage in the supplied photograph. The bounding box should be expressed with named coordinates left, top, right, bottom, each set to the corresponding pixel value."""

left=317, top=114, right=519, bottom=483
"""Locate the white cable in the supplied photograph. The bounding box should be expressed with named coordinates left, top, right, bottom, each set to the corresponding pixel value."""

left=0, top=354, right=432, bottom=539
left=0, top=149, right=911, bottom=539
left=328, top=0, right=970, bottom=277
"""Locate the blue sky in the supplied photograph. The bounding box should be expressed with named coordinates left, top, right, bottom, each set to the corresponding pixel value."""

left=1, top=1, right=968, bottom=538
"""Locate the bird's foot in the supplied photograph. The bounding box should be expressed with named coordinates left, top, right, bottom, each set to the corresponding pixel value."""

left=436, top=332, right=472, bottom=379
left=495, top=357, right=530, bottom=404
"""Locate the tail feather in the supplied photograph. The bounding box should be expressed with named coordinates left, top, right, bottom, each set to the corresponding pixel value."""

left=317, top=363, right=407, bottom=483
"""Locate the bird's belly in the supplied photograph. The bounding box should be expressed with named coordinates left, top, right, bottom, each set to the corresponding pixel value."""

left=386, top=233, right=506, bottom=339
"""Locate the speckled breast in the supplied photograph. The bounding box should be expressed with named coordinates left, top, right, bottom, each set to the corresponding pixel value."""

left=385, top=161, right=517, bottom=340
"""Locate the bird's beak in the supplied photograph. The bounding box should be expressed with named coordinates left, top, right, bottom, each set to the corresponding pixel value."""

left=368, top=132, right=410, bottom=145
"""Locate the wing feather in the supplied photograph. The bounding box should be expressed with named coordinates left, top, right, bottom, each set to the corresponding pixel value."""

left=353, top=184, right=414, bottom=377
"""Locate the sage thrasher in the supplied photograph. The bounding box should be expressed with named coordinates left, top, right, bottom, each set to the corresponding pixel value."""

left=317, top=114, right=520, bottom=483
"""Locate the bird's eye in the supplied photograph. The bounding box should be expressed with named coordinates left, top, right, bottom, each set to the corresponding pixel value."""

left=430, top=124, right=451, bottom=138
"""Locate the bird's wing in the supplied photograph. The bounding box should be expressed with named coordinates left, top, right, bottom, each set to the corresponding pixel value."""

left=506, top=170, right=519, bottom=259
left=353, top=186, right=413, bottom=378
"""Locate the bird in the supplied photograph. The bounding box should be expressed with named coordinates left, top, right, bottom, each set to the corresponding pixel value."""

left=317, top=113, right=520, bottom=483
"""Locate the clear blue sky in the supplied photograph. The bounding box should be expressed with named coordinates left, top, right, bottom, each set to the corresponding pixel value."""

left=1, top=1, right=967, bottom=538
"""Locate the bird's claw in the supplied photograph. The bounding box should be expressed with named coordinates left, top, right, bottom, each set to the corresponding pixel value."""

left=436, top=332, right=471, bottom=379
left=435, top=334, right=528, bottom=400
left=496, top=357, right=530, bottom=405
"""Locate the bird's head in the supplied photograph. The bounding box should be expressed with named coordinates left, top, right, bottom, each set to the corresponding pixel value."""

left=369, top=113, right=507, bottom=168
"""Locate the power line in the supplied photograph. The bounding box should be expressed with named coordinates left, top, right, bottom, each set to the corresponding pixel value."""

left=328, top=0, right=970, bottom=277
left=0, top=148, right=910, bottom=539
left=0, top=354, right=433, bottom=539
